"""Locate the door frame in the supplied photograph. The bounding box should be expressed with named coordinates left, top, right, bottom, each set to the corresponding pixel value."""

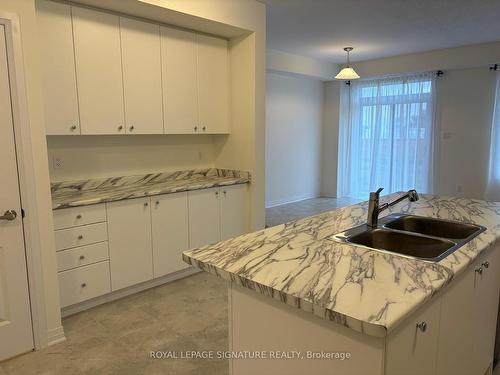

left=0, top=12, right=51, bottom=350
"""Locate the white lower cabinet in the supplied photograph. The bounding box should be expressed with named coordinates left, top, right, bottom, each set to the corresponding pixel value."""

left=151, top=192, right=190, bottom=278
left=107, top=197, right=153, bottom=290
left=385, top=295, right=441, bottom=375
left=54, top=184, right=249, bottom=309
left=436, top=247, right=500, bottom=375
left=188, top=187, right=221, bottom=248
left=220, top=184, right=248, bottom=241
left=58, top=261, right=111, bottom=308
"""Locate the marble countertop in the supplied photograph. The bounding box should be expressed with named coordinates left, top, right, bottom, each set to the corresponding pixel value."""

left=183, top=194, right=500, bottom=337
left=51, top=168, right=250, bottom=210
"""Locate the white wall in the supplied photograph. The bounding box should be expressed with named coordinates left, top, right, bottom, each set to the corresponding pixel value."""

left=47, top=135, right=217, bottom=181
left=322, top=56, right=498, bottom=199
left=266, top=72, right=323, bottom=207
left=267, top=48, right=337, bottom=81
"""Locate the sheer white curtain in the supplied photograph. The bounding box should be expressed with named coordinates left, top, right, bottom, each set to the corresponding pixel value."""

left=486, top=72, right=500, bottom=201
left=337, top=73, right=437, bottom=199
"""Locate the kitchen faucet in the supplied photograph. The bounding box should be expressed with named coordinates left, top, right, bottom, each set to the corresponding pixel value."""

left=367, top=188, right=419, bottom=227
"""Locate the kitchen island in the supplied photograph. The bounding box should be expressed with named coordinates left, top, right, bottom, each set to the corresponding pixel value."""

left=183, top=193, right=500, bottom=375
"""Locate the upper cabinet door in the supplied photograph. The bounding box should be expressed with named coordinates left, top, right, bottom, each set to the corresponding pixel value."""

left=120, top=17, right=163, bottom=135
left=161, top=27, right=198, bottom=134
left=72, top=7, right=125, bottom=135
left=196, top=34, right=230, bottom=134
left=37, top=0, right=80, bottom=135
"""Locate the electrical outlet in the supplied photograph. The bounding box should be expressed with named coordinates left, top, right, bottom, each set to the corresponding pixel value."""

left=53, top=155, right=64, bottom=170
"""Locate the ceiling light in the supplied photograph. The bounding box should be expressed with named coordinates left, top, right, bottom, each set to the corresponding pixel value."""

left=335, top=47, right=360, bottom=80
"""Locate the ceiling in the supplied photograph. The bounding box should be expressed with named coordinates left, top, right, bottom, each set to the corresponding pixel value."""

left=261, top=0, right=500, bottom=63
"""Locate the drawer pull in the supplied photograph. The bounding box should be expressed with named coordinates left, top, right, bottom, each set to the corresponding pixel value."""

left=416, top=321, right=427, bottom=332
left=79, top=255, right=85, bottom=260
left=144, top=202, right=148, bottom=207
left=76, top=214, right=82, bottom=219
left=155, top=201, right=159, bottom=205
left=78, top=235, right=84, bottom=240
left=482, top=261, right=489, bottom=269
left=475, top=267, right=483, bottom=275
left=81, top=283, right=87, bottom=288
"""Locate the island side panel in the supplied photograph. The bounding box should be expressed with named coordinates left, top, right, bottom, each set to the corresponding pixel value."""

left=229, top=284, right=385, bottom=375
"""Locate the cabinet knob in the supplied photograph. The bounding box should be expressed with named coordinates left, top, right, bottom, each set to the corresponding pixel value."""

left=482, top=261, right=489, bottom=269
left=78, top=234, right=83, bottom=240
left=118, top=125, right=123, bottom=131
left=76, top=214, right=82, bottom=219
left=416, top=321, right=427, bottom=332
left=223, top=190, right=227, bottom=195
left=475, top=267, right=483, bottom=275
left=81, top=283, right=87, bottom=288
left=144, top=202, right=149, bottom=207
left=202, top=126, right=206, bottom=131
left=70, top=125, right=77, bottom=131
left=79, top=255, right=85, bottom=260
left=194, top=126, right=198, bottom=131
left=129, top=126, right=134, bottom=131
left=155, top=201, right=159, bottom=205
left=215, top=191, right=219, bottom=196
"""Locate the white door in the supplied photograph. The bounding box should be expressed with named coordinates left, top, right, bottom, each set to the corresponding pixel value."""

left=220, top=184, right=248, bottom=241
left=151, top=192, right=190, bottom=277
left=188, top=188, right=220, bottom=248
left=37, top=0, right=80, bottom=135
left=161, top=26, right=198, bottom=134
left=120, top=17, right=163, bottom=135
left=0, top=25, right=34, bottom=361
left=197, top=34, right=229, bottom=134
left=72, top=6, right=125, bottom=135
left=107, top=198, right=153, bottom=290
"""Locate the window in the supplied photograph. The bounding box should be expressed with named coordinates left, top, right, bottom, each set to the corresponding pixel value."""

left=486, top=72, right=500, bottom=201
left=337, top=73, right=436, bottom=199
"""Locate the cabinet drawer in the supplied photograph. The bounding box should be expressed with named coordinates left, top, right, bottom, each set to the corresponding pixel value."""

left=58, top=261, right=111, bottom=308
left=57, top=241, right=109, bottom=272
left=53, top=204, right=106, bottom=230
left=54, top=222, right=108, bottom=251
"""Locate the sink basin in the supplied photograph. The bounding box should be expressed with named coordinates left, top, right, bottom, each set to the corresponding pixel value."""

left=383, top=214, right=484, bottom=240
left=331, top=214, right=486, bottom=262
left=346, top=228, right=455, bottom=260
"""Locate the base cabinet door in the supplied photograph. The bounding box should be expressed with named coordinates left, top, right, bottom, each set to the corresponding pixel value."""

left=220, top=184, right=248, bottom=241
left=436, top=263, right=477, bottom=375
left=151, top=192, right=190, bottom=277
left=474, top=249, right=500, bottom=374
left=188, top=187, right=220, bottom=248
left=107, top=198, right=153, bottom=290
left=386, top=295, right=441, bottom=375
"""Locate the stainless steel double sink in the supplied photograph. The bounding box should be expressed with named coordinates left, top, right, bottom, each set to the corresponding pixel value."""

left=331, top=214, right=486, bottom=261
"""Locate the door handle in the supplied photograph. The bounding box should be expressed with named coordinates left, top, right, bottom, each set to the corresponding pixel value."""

left=0, top=210, right=17, bottom=221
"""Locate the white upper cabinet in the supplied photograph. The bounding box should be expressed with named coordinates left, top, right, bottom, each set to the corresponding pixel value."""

left=197, top=34, right=230, bottom=134
left=72, top=6, right=125, bottom=135
left=37, top=0, right=80, bottom=135
left=220, top=185, right=248, bottom=241
left=120, top=17, right=163, bottom=135
left=151, top=192, right=190, bottom=278
left=161, top=27, right=198, bottom=134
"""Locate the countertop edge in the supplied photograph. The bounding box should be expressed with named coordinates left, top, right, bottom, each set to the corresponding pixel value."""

left=51, top=178, right=250, bottom=210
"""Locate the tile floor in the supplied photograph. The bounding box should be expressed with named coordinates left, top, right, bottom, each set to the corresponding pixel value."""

left=0, top=197, right=361, bottom=375
left=265, top=196, right=361, bottom=227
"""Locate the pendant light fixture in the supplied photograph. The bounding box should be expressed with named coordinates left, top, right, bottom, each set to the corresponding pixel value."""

left=335, top=47, right=360, bottom=80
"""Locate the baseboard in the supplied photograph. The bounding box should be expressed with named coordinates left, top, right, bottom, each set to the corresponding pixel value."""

left=266, top=194, right=318, bottom=208
left=46, top=325, right=66, bottom=346
left=61, top=267, right=201, bottom=318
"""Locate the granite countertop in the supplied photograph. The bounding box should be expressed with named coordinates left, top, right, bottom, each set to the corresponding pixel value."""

left=51, top=168, right=250, bottom=210
left=183, top=194, right=500, bottom=337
